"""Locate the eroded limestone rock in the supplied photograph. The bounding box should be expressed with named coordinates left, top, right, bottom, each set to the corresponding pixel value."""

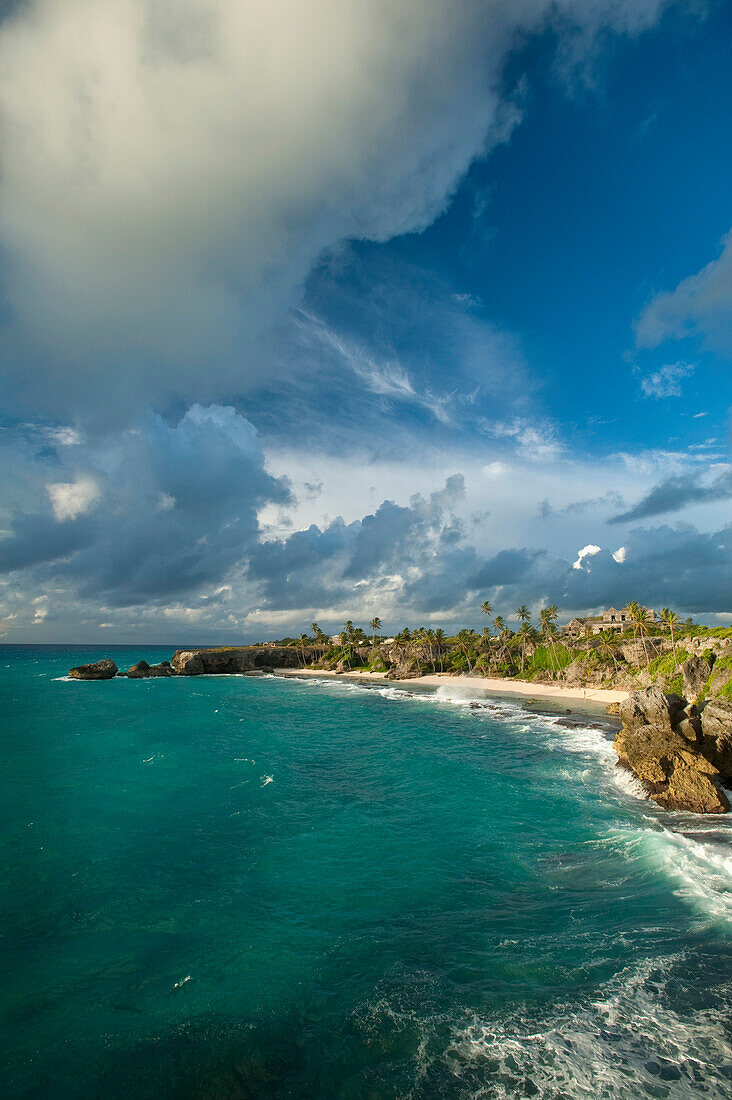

left=69, top=659, right=118, bottom=680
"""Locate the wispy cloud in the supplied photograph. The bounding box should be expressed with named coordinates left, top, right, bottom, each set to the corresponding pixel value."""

left=295, top=311, right=453, bottom=425
left=639, top=361, right=695, bottom=398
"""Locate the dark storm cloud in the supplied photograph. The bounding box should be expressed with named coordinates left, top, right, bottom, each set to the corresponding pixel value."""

left=0, top=405, right=290, bottom=606
left=609, top=469, right=732, bottom=523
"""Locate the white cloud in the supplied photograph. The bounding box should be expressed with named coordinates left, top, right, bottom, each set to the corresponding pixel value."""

left=572, top=543, right=601, bottom=570
left=46, top=475, right=101, bottom=521
left=635, top=229, right=732, bottom=356
left=612, top=545, right=627, bottom=563
left=639, top=361, right=695, bottom=399
left=483, top=418, right=564, bottom=462
left=0, top=0, right=682, bottom=419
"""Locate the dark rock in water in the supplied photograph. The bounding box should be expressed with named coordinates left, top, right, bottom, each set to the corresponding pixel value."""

left=69, top=659, right=118, bottom=680
left=682, top=655, right=713, bottom=704
left=128, top=659, right=173, bottom=678
left=615, top=687, right=729, bottom=814
left=700, top=699, right=732, bottom=779
left=147, top=662, right=173, bottom=677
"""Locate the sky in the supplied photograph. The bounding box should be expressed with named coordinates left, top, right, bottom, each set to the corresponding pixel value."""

left=0, top=0, right=731, bottom=642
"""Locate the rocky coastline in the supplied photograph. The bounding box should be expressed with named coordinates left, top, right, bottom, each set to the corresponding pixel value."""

left=615, top=686, right=731, bottom=814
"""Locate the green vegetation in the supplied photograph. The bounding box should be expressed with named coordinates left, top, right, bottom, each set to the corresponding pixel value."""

left=679, top=625, right=732, bottom=640
left=247, top=602, right=731, bottom=698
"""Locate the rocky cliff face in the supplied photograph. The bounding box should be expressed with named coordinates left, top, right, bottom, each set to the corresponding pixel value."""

left=171, top=646, right=327, bottom=674
left=615, top=686, right=731, bottom=814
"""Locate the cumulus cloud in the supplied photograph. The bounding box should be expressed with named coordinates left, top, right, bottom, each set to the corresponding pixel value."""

left=0, top=0, right=682, bottom=421
left=47, top=475, right=101, bottom=521
left=635, top=229, right=732, bottom=357
left=0, top=404, right=290, bottom=604
left=572, top=543, right=601, bottom=570
left=612, top=545, right=627, bottom=563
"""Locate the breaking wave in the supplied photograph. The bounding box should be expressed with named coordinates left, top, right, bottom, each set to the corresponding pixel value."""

left=444, top=954, right=732, bottom=1099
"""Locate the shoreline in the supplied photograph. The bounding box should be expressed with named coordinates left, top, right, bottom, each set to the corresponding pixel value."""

left=272, top=667, right=627, bottom=717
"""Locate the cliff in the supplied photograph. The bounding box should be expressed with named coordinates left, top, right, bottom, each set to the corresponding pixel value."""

left=171, top=646, right=327, bottom=675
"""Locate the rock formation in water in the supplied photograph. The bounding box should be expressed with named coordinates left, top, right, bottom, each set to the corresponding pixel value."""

left=171, top=646, right=325, bottom=674
left=127, top=660, right=173, bottom=678
left=615, top=686, right=730, bottom=814
left=69, top=658, right=118, bottom=680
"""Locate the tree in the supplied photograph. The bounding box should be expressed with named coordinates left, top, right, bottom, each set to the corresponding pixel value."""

left=493, top=615, right=506, bottom=640
left=660, top=607, right=680, bottom=669
left=514, top=605, right=531, bottom=627
left=298, top=632, right=308, bottom=667
left=434, top=628, right=447, bottom=671
left=516, top=622, right=534, bottom=674
left=455, top=628, right=478, bottom=672
left=481, top=600, right=493, bottom=620
left=597, top=629, right=621, bottom=679
left=627, top=602, right=651, bottom=669
left=539, top=608, right=557, bottom=676
left=369, top=617, right=382, bottom=647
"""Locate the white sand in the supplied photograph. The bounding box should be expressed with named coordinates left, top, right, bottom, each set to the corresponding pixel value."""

left=273, top=667, right=628, bottom=705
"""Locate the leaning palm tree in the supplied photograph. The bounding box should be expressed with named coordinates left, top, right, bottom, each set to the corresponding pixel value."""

left=369, top=616, right=382, bottom=647
left=481, top=600, right=493, bottom=620
left=516, top=622, right=534, bottom=674
left=597, top=629, right=621, bottom=680
left=660, top=607, right=680, bottom=669
left=434, top=628, right=447, bottom=671
left=627, top=602, right=651, bottom=669
left=455, top=629, right=477, bottom=672
left=539, top=608, right=556, bottom=676
left=298, top=632, right=308, bottom=667
left=493, top=615, right=506, bottom=640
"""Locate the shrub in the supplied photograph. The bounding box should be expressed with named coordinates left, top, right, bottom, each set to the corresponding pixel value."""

left=647, top=648, right=689, bottom=682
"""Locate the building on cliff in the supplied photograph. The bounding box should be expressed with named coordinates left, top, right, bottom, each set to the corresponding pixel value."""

left=562, top=606, right=659, bottom=638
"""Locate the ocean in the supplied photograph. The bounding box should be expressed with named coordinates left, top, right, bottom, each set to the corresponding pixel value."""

left=2, top=645, right=732, bottom=1098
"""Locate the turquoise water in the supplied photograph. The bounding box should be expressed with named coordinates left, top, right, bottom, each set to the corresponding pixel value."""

left=2, top=646, right=732, bottom=1099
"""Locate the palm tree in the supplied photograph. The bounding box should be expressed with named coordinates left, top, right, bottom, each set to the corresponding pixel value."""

left=369, top=617, right=382, bottom=647
left=660, top=607, right=680, bottom=669
left=546, top=604, right=560, bottom=673
left=597, top=629, right=621, bottom=679
left=434, top=628, right=447, bottom=671
left=455, top=629, right=477, bottom=672
left=539, top=608, right=556, bottom=676
left=627, top=602, right=651, bottom=669
left=481, top=600, right=493, bottom=620
left=516, top=622, right=534, bottom=674
left=298, top=632, right=308, bottom=667
left=493, top=615, right=506, bottom=640
left=514, top=605, right=531, bottom=627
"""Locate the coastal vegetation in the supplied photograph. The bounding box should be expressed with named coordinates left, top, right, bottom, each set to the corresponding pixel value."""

left=258, top=606, right=732, bottom=698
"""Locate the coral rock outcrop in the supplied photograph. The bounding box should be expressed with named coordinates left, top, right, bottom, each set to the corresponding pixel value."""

left=615, top=686, right=730, bottom=814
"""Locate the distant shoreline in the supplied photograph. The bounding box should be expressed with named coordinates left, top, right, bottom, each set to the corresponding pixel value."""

left=272, top=667, right=627, bottom=715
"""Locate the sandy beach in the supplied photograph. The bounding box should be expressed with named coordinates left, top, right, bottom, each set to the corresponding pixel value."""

left=273, top=667, right=628, bottom=706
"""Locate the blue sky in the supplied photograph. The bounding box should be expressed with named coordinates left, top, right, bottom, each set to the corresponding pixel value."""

left=0, top=0, right=730, bottom=641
